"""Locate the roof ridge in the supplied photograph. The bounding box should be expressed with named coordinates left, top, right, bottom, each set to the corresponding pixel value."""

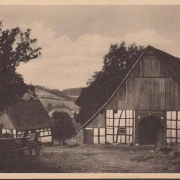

left=149, top=46, right=180, bottom=86
left=150, top=46, right=180, bottom=61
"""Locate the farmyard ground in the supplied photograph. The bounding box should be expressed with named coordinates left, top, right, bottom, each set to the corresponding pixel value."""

left=0, top=144, right=180, bottom=173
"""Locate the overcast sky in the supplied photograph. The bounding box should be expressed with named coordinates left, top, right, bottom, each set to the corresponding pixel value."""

left=1, top=5, right=180, bottom=90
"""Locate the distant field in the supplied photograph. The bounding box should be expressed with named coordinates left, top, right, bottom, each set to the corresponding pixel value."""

left=35, top=87, right=79, bottom=111
left=62, top=87, right=81, bottom=97
left=39, top=98, right=79, bottom=111
left=35, top=88, right=63, bottom=99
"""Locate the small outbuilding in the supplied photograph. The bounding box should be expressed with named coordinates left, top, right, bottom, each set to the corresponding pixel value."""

left=81, top=45, right=180, bottom=146
left=0, top=98, right=52, bottom=142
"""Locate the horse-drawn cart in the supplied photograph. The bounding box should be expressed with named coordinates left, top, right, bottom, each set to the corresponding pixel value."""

left=0, top=132, right=41, bottom=158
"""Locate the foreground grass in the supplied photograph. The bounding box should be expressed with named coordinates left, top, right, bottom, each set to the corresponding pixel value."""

left=0, top=144, right=180, bottom=173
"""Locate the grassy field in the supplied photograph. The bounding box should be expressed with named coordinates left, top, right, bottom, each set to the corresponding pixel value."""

left=1, top=144, right=180, bottom=173
left=35, top=87, right=79, bottom=111
left=39, top=97, right=79, bottom=111
left=35, top=88, right=62, bottom=99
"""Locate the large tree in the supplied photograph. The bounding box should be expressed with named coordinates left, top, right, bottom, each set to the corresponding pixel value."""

left=0, top=22, right=41, bottom=110
left=75, top=42, right=144, bottom=125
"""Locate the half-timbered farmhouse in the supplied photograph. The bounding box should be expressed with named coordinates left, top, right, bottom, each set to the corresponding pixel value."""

left=81, top=45, right=180, bottom=146
left=0, top=98, right=52, bottom=142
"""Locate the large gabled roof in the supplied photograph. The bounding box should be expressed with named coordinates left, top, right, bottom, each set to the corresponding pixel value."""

left=6, top=99, right=52, bottom=131
left=80, top=45, right=180, bottom=129
left=150, top=46, right=180, bottom=86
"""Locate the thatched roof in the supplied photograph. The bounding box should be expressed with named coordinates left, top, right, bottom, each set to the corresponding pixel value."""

left=6, top=99, right=52, bottom=131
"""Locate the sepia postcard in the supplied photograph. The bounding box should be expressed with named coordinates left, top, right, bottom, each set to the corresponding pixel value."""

left=0, top=0, right=180, bottom=179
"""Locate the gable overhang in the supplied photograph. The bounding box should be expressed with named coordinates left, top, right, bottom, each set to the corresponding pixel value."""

left=149, top=46, right=180, bottom=87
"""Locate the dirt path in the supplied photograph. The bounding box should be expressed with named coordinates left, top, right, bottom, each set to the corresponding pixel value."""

left=0, top=144, right=180, bottom=173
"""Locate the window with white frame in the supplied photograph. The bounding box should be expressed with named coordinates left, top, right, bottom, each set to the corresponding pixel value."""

left=166, top=111, right=180, bottom=144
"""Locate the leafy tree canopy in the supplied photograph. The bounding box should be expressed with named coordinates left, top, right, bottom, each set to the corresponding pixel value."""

left=0, top=22, right=41, bottom=110
left=52, top=111, right=76, bottom=144
left=75, top=42, right=144, bottom=125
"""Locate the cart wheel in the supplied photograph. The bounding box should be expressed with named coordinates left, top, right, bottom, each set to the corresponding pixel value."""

left=35, top=143, right=41, bottom=157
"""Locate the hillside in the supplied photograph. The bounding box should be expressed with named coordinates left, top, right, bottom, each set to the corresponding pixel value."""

left=35, top=87, right=80, bottom=112
left=35, top=88, right=64, bottom=100
left=34, top=85, right=76, bottom=100
left=62, top=88, right=82, bottom=98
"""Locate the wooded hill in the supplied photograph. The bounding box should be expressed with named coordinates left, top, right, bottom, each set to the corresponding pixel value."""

left=34, top=85, right=81, bottom=101
left=34, top=86, right=80, bottom=112
left=62, top=88, right=82, bottom=98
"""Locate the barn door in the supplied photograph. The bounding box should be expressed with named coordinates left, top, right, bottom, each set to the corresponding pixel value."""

left=135, top=110, right=166, bottom=145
